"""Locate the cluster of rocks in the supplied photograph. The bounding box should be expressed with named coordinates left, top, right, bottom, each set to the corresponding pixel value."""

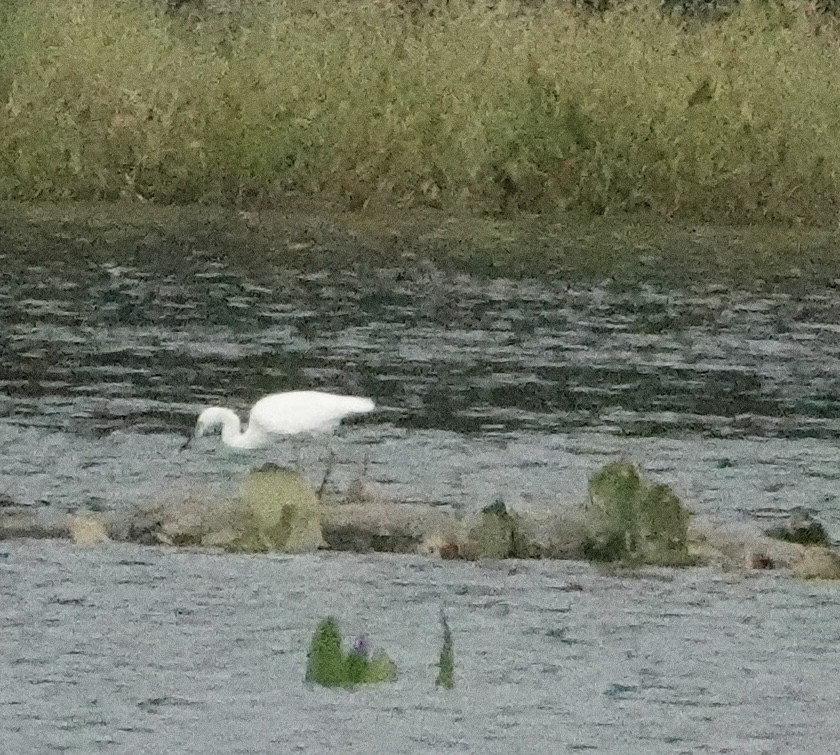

left=3, top=461, right=839, bottom=579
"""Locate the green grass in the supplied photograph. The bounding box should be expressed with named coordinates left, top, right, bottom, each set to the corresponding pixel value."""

left=2, top=0, right=840, bottom=222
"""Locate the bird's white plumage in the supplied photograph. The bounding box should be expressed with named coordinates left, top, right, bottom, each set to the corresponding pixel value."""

left=248, top=391, right=374, bottom=436
left=190, top=390, right=374, bottom=450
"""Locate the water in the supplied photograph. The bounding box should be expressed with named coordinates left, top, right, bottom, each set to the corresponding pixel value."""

left=2, top=232, right=840, bottom=529
left=3, top=217, right=840, bottom=751
left=3, top=539, right=840, bottom=754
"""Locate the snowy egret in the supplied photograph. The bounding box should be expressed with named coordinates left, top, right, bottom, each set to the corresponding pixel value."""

left=182, top=390, right=375, bottom=450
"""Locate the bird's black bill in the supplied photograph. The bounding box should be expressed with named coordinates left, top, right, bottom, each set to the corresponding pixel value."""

left=180, top=435, right=193, bottom=451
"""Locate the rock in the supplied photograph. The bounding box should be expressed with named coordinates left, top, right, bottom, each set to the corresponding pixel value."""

left=228, top=466, right=324, bottom=553
left=510, top=509, right=589, bottom=560
left=791, top=548, right=840, bottom=580
left=341, top=477, right=388, bottom=506
left=323, top=498, right=591, bottom=561
left=0, top=506, right=68, bottom=540
left=438, top=540, right=461, bottom=560
left=323, top=500, right=456, bottom=553
left=112, top=468, right=324, bottom=553
left=323, top=499, right=609, bottom=562
left=688, top=518, right=803, bottom=571
left=199, top=525, right=241, bottom=550
left=111, top=495, right=211, bottom=546
left=69, top=515, right=110, bottom=545
left=583, top=461, right=692, bottom=565
left=744, top=550, right=773, bottom=570
left=765, top=510, right=830, bottom=547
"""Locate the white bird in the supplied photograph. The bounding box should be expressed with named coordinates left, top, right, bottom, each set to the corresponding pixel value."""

left=183, top=390, right=375, bottom=450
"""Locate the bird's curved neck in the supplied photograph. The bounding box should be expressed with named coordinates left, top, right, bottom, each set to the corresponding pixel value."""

left=212, top=409, right=266, bottom=449
left=202, top=408, right=244, bottom=447
left=196, top=407, right=269, bottom=450
left=217, top=415, right=244, bottom=447
left=229, top=423, right=268, bottom=449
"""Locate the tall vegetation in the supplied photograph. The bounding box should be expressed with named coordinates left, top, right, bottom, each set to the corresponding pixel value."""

left=1, top=0, right=839, bottom=223
left=436, top=611, right=455, bottom=689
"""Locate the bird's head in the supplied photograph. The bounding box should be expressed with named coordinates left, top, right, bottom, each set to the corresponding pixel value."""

left=180, top=408, right=221, bottom=450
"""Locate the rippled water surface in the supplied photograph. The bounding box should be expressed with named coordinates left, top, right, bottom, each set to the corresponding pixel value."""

left=2, top=229, right=840, bottom=530
left=3, top=217, right=840, bottom=751
left=4, top=540, right=840, bottom=754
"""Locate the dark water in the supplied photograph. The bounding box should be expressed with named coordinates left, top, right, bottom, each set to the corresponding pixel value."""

left=4, top=225, right=840, bottom=752
left=2, top=235, right=840, bottom=528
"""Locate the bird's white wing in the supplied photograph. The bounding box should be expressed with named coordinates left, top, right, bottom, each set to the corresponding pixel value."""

left=249, top=391, right=374, bottom=435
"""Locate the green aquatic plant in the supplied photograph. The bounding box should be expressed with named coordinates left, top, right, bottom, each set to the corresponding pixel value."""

left=583, top=461, right=694, bottom=566
left=435, top=612, right=455, bottom=690
left=305, top=617, right=397, bottom=688
left=305, top=617, right=346, bottom=687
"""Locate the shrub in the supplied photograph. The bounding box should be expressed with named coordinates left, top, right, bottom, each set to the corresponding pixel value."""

left=233, top=465, right=324, bottom=553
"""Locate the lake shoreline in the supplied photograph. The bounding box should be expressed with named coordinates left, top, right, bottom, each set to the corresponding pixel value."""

left=5, top=199, right=840, bottom=281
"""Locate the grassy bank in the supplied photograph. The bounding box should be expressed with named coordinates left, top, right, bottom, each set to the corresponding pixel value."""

left=1, top=0, right=839, bottom=223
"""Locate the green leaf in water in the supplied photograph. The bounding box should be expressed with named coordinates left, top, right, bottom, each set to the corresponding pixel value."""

left=305, top=616, right=346, bottom=687
left=436, top=611, right=455, bottom=690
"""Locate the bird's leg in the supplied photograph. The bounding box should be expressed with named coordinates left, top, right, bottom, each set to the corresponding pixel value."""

left=317, top=449, right=337, bottom=500
left=290, top=436, right=303, bottom=470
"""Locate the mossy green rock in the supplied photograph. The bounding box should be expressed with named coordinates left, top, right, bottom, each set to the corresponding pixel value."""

left=584, top=461, right=692, bottom=566
left=765, top=511, right=830, bottom=547
left=230, top=466, right=324, bottom=553
left=464, top=502, right=516, bottom=559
